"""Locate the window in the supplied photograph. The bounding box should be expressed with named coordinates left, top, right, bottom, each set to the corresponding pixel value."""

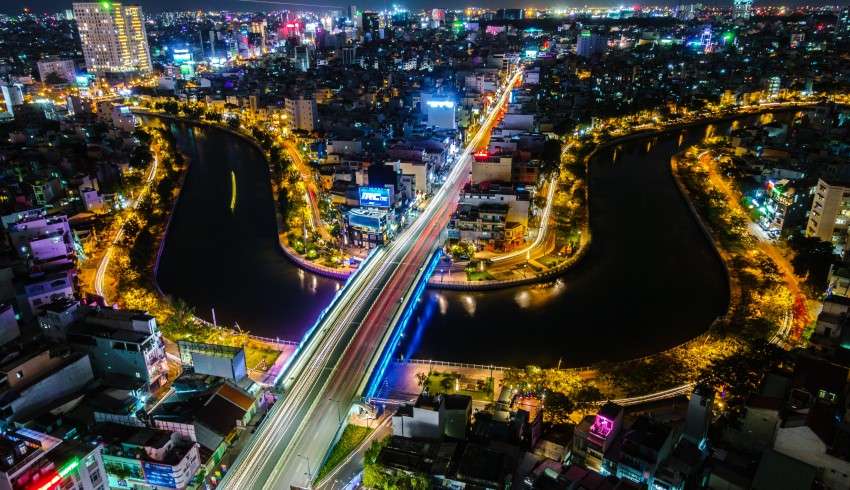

left=818, top=389, right=837, bottom=402
left=15, top=371, right=22, bottom=379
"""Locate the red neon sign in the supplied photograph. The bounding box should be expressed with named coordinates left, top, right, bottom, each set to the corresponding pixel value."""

left=27, top=472, right=60, bottom=490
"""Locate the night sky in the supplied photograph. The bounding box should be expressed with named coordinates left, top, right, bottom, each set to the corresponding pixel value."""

left=4, top=0, right=842, bottom=15
left=9, top=0, right=527, bottom=15
left=6, top=0, right=828, bottom=16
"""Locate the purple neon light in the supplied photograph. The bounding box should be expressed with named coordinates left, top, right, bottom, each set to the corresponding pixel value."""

left=590, top=414, right=614, bottom=438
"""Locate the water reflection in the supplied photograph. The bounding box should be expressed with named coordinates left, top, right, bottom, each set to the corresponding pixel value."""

left=400, top=117, right=748, bottom=367
left=460, top=295, right=477, bottom=316
left=153, top=118, right=339, bottom=339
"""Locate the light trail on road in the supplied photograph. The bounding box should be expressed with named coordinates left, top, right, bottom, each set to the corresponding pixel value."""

left=220, top=69, right=523, bottom=490
left=94, top=153, right=159, bottom=300
left=491, top=175, right=558, bottom=263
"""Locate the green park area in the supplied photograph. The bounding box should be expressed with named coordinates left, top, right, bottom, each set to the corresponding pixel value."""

left=421, top=371, right=494, bottom=402
left=315, top=424, right=373, bottom=483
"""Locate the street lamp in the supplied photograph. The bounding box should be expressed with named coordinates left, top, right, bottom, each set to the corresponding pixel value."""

left=328, top=397, right=345, bottom=424
left=297, top=454, right=313, bottom=489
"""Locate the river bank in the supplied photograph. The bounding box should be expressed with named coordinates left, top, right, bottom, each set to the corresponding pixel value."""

left=142, top=105, right=824, bottom=367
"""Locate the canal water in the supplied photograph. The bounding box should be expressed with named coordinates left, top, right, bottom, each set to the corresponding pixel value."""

left=151, top=115, right=786, bottom=367
left=150, top=119, right=340, bottom=339
left=400, top=126, right=731, bottom=367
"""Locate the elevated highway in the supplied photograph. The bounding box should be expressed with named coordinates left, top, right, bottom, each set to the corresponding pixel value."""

left=220, top=69, right=524, bottom=489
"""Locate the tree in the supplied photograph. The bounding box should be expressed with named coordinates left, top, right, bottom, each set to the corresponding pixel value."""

left=156, top=178, right=174, bottom=201
left=43, top=71, right=66, bottom=85
left=439, top=375, right=454, bottom=392
left=696, top=338, right=784, bottom=428
left=787, top=234, right=836, bottom=291
left=129, top=146, right=152, bottom=169
left=227, top=116, right=241, bottom=129
left=160, top=100, right=179, bottom=115
left=169, top=298, right=196, bottom=329
left=540, top=139, right=562, bottom=173
left=544, top=391, right=574, bottom=425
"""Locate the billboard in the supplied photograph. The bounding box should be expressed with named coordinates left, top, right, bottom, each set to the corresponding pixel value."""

left=358, top=187, right=391, bottom=208
left=142, top=462, right=176, bottom=488
left=172, top=48, right=192, bottom=63
left=349, top=212, right=383, bottom=232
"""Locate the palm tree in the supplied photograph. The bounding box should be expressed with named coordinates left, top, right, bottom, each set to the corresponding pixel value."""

left=169, top=298, right=195, bottom=331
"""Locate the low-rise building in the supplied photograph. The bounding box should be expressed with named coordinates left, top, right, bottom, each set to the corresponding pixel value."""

left=177, top=341, right=247, bottom=381
left=67, top=308, right=167, bottom=390
left=347, top=207, right=391, bottom=249
left=93, top=423, right=201, bottom=490
left=448, top=202, right=524, bottom=251
left=0, top=346, right=94, bottom=423
left=16, top=270, right=76, bottom=319
left=392, top=394, right=471, bottom=440
left=612, top=416, right=677, bottom=486
left=0, top=304, right=20, bottom=347
left=471, top=154, right=512, bottom=184
left=0, top=427, right=107, bottom=490
left=572, top=402, right=624, bottom=472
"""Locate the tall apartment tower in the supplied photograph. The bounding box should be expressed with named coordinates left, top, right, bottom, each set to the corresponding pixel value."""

left=576, top=30, right=608, bottom=58
left=733, top=0, right=753, bottom=19
left=840, top=7, right=850, bottom=33
left=285, top=95, right=318, bottom=132
left=806, top=177, right=850, bottom=256
left=73, top=2, right=152, bottom=75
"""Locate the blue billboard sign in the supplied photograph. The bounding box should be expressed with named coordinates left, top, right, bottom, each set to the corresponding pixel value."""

left=142, top=461, right=177, bottom=488
left=358, top=187, right=391, bottom=208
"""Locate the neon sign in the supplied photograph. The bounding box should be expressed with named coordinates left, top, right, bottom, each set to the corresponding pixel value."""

left=426, top=100, right=455, bottom=109
left=590, top=414, right=614, bottom=438
left=358, top=187, right=391, bottom=208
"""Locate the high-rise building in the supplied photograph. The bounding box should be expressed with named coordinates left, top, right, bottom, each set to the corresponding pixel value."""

left=840, top=7, right=850, bottom=33
left=362, top=11, right=380, bottom=35
left=72, top=2, right=152, bottom=75
left=576, top=30, right=608, bottom=58
left=1, top=84, right=24, bottom=116
left=37, top=58, right=76, bottom=84
left=342, top=46, right=358, bottom=65
left=768, top=76, right=781, bottom=98
left=293, top=45, right=313, bottom=72
left=285, top=95, right=318, bottom=132
left=683, top=384, right=714, bottom=445
left=806, top=177, right=850, bottom=256
left=733, top=0, right=753, bottom=19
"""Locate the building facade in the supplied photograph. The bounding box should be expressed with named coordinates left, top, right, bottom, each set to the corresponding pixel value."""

left=0, top=428, right=107, bottom=490
left=72, top=2, right=152, bottom=74
left=284, top=95, right=318, bottom=132
left=733, top=0, right=754, bottom=19
left=36, top=59, right=76, bottom=84
left=806, top=178, right=850, bottom=256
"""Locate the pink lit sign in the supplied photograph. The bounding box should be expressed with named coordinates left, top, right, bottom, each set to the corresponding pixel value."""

left=590, top=414, right=614, bottom=438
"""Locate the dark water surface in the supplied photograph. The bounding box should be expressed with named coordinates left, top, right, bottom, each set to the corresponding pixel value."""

left=152, top=119, right=340, bottom=340
left=399, top=122, right=740, bottom=367
left=154, top=117, right=745, bottom=366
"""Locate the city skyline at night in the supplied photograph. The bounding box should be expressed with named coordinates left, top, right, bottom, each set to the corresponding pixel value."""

left=0, top=1, right=849, bottom=488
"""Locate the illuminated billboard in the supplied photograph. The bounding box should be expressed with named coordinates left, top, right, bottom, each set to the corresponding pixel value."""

left=172, top=48, right=192, bottom=63
left=358, top=187, right=391, bottom=208
left=142, top=461, right=177, bottom=488
left=349, top=212, right=382, bottom=231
